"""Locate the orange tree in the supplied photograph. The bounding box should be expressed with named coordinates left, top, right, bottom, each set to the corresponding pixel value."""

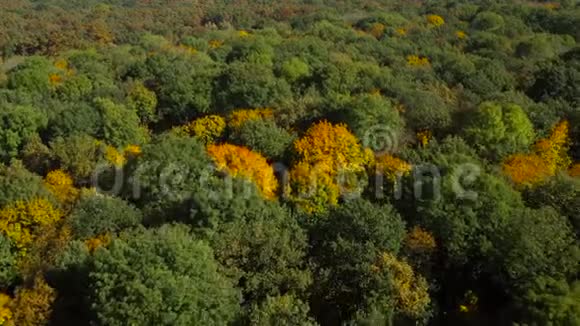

left=287, top=120, right=371, bottom=213
left=207, top=143, right=278, bottom=199
left=503, top=120, right=571, bottom=187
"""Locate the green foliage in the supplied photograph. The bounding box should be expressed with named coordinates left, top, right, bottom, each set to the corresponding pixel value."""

left=94, top=98, right=148, bottom=147
left=0, top=234, right=18, bottom=288
left=7, top=57, right=55, bottom=95
left=217, top=61, right=291, bottom=109
left=494, top=207, right=579, bottom=289
left=127, top=82, right=158, bottom=124
left=146, top=54, right=220, bottom=123
left=229, top=118, right=294, bottom=161
left=471, top=11, right=505, bottom=32
left=195, top=190, right=311, bottom=303
left=50, top=134, right=102, bottom=182
left=69, top=192, right=143, bottom=239
left=463, top=102, right=535, bottom=160
left=513, top=278, right=580, bottom=326
left=310, top=198, right=406, bottom=323
left=280, top=57, right=311, bottom=83
left=88, top=224, right=240, bottom=326
left=249, top=295, right=318, bottom=326
left=0, top=160, right=51, bottom=206
left=125, top=133, right=213, bottom=222
left=0, top=104, right=47, bottom=161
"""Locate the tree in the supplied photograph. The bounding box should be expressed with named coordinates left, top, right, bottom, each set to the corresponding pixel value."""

left=207, top=143, right=278, bottom=199
left=174, top=115, right=225, bottom=145
left=0, top=235, right=17, bottom=288
left=229, top=118, right=294, bottom=161
left=125, top=133, right=214, bottom=222
left=69, top=191, right=142, bottom=239
left=492, top=207, right=579, bottom=289
left=523, top=174, right=580, bottom=236
left=50, top=134, right=102, bottom=183
left=0, top=104, right=47, bottom=161
left=94, top=98, right=148, bottom=148
left=335, top=94, right=403, bottom=151
left=0, top=198, right=64, bottom=254
left=513, top=277, right=580, bottom=326
left=249, top=295, right=318, bottom=326
left=44, top=169, right=78, bottom=206
left=127, top=82, right=158, bottom=124
left=146, top=53, right=220, bottom=123
left=0, top=161, right=52, bottom=206
left=193, top=189, right=311, bottom=304
left=88, top=224, right=240, bottom=326
left=9, top=274, right=56, bottom=326
left=463, top=102, right=535, bottom=160
left=309, top=198, right=406, bottom=323
left=288, top=121, right=371, bottom=212
left=216, top=61, right=291, bottom=110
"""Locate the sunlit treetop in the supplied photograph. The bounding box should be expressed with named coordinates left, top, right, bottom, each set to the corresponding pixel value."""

left=426, top=14, right=445, bottom=27
left=207, top=143, right=278, bottom=199
left=293, top=120, right=369, bottom=172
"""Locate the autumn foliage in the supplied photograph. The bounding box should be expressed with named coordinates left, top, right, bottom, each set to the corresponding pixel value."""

left=0, top=198, right=63, bottom=254
left=229, top=108, right=273, bottom=129
left=503, top=120, right=571, bottom=186
left=8, top=275, right=56, bottom=326
left=373, top=252, right=430, bottom=318
left=44, top=169, right=78, bottom=206
left=373, top=154, right=412, bottom=182
left=207, top=143, right=278, bottom=199
left=288, top=121, right=370, bottom=212
left=179, top=115, right=226, bottom=144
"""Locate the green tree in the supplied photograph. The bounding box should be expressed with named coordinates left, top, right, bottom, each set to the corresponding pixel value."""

left=50, top=134, right=102, bottom=183
left=94, top=98, right=148, bottom=148
left=335, top=94, right=403, bottom=150
left=249, top=295, right=318, bottom=326
left=309, top=198, right=406, bottom=324
left=146, top=53, right=220, bottom=123
left=69, top=191, right=143, bottom=239
left=127, top=82, right=158, bottom=124
left=513, top=278, right=580, bottom=326
left=0, top=104, right=47, bottom=161
left=229, top=118, right=294, bottom=161
left=88, top=224, right=240, bottom=326
left=493, top=207, right=579, bottom=289
left=194, top=188, right=311, bottom=303
left=125, top=133, right=214, bottom=222
left=463, top=102, right=535, bottom=160
left=216, top=61, right=291, bottom=110
left=0, top=160, right=51, bottom=206
left=523, top=174, right=580, bottom=236
left=0, top=234, right=18, bottom=288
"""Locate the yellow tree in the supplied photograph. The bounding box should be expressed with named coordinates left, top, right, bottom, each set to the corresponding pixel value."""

left=426, top=14, right=445, bottom=27
left=373, top=252, right=431, bottom=318
left=44, top=169, right=78, bottom=207
left=207, top=143, right=278, bottom=199
left=178, top=115, right=226, bottom=144
left=373, top=154, right=412, bottom=182
left=8, top=274, right=56, bottom=326
left=0, top=198, right=63, bottom=255
left=288, top=121, right=370, bottom=212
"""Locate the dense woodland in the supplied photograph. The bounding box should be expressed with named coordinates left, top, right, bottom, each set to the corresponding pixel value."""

left=0, top=0, right=579, bottom=325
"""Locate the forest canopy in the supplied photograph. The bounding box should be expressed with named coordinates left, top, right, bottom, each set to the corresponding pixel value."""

left=0, top=0, right=579, bottom=325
